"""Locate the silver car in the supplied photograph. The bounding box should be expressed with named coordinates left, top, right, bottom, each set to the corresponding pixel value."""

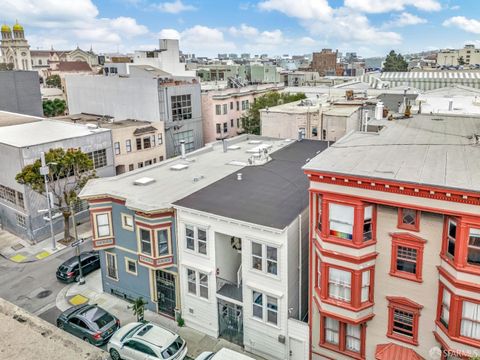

left=107, top=322, right=188, bottom=360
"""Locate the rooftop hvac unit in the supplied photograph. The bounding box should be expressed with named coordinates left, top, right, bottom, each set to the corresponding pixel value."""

left=133, top=177, right=155, bottom=186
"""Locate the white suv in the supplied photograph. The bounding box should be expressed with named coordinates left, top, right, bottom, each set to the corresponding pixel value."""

left=108, top=322, right=188, bottom=360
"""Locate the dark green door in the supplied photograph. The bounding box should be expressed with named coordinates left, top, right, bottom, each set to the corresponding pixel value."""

left=218, top=300, right=243, bottom=346
left=156, top=270, right=176, bottom=317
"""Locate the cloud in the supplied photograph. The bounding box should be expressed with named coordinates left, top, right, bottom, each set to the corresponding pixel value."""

left=344, top=0, right=441, bottom=13
left=298, top=36, right=317, bottom=46
left=258, top=0, right=333, bottom=20
left=158, top=28, right=181, bottom=39
left=443, top=16, right=480, bottom=34
left=384, top=12, right=427, bottom=27
left=229, top=24, right=259, bottom=37
left=151, top=0, right=196, bottom=13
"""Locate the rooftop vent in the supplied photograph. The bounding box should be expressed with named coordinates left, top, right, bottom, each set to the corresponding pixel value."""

left=248, top=140, right=262, bottom=144
left=227, top=145, right=241, bottom=150
left=247, top=144, right=272, bottom=153
left=170, top=163, right=189, bottom=171
left=228, top=160, right=248, bottom=166
left=134, top=177, right=155, bottom=186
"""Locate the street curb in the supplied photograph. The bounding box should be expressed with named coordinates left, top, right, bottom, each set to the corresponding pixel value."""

left=56, top=283, right=74, bottom=312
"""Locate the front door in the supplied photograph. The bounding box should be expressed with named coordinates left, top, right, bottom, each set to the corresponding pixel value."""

left=289, top=337, right=305, bottom=360
left=218, top=299, right=243, bottom=346
left=156, top=270, right=176, bottom=317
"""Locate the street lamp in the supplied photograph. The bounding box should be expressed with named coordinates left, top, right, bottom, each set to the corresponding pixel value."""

left=70, top=200, right=85, bottom=285
left=40, top=152, right=56, bottom=251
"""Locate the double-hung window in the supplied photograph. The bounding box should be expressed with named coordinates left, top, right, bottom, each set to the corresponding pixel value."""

left=126, top=139, right=132, bottom=152
left=251, top=241, right=278, bottom=276
left=157, top=229, right=169, bottom=256
left=460, top=301, right=480, bottom=341
left=392, top=309, right=414, bottom=339
left=322, top=317, right=364, bottom=356
left=215, top=105, right=221, bottom=115
left=328, top=203, right=354, bottom=240
left=439, top=287, right=451, bottom=329
left=387, top=297, right=422, bottom=345
left=328, top=268, right=351, bottom=302
left=346, top=324, right=361, bottom=353
left=325, top=317, right=339, bottom=345
left=361, top=270, right=371, bottom=303
left=447, top=219, right=457, bottom=259
left=252, top=291, right=278, bottom=326
left=317, top=194, right=322, bottom=231
left=390, top=233, right=425, bottom=282
left=467, top=228, right=480, bottom=266
left=363, top=206, right=373, bottom=241
left=106, top=252, right=118, bottom=280
left=186, top=268, right=209, bottom=299
left=140, top=228, right=152, bottom=256
left=114, top=142, right=120, bottom=155
left=185, top=224, right=207, bottom=255
left=96, top=213, right=111, bottom=238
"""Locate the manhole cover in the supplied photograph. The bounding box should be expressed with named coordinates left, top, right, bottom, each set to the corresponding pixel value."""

left=36, top=290, right=52, bottom=299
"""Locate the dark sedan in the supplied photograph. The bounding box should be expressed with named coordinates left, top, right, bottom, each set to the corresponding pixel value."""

left=56, top=251, right=100, bottom=283
left=57, top=304, right=120, bottom=346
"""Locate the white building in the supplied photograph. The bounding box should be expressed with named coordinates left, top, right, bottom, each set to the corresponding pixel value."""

left=173, top=140, right=328, bottom=360
left=415, top=85, right=480, bottom=115
left=437, top=44, right=480, bottom=66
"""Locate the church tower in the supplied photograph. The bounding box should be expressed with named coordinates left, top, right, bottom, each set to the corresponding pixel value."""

left=1, top=21, right=32, bottom=70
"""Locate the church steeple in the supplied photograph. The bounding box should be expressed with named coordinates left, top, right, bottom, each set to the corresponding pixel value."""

left=12, top=20, right=24, bottom=39
left=1, top=23, right=12, bottom=40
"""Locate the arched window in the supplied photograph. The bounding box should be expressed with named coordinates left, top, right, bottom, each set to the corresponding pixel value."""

left=38, top=59, right=42, bottom=65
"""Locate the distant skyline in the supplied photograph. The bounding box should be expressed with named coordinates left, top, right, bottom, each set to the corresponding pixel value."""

left=1, top=0, right=479, bottom=57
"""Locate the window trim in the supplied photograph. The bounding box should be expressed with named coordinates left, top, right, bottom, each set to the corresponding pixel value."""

left=250, top=290, right=280, bottom=327
left=92, top=210, right=113, bottom=240
left=185, top=267, right=209, bottom=300
left=386, top=296, right=423, bottom=346
left=105, top=251, right=118, bottom=281
left=389, top=232, right=426, bottom=283
left=397, top=208, right=420, bottom=232
left=319, top=315, right=366, bottom=359
left=250, top=240, right=280, bottom=277
left=155, top=227, right=172, bottom=257
left=121, top=213, right=134, bottom=231
left=125, top=257, right=138, bottom=276
left=184, top=224, right=209, bottom=256
left=137, top=226, right=153, bottom=256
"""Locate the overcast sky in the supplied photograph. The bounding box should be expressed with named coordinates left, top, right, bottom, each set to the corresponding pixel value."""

left=1, top=0, right=479, bottom=57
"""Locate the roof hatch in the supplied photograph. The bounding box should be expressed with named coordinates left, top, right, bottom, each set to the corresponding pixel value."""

left=134, top=177, right=155, bottom=186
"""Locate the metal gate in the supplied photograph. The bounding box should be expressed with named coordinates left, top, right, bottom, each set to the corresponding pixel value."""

left=156, top=270, right=176, bottom=317
left=218, top=300, right=243, bottom=346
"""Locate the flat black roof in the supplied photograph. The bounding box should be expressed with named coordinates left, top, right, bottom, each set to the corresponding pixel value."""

left=174, top=140, right=328, bottom=229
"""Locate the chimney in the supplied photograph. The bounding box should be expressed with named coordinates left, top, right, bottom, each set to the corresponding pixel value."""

left=222, top=138, right=227, bottom=153
left=180, top=140, right=186, bottom=159
left=237, top=173, right=242, bottom=181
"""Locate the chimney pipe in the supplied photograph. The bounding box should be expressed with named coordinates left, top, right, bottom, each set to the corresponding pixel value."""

left=448, top=99, right=453, bottom=111
left=237, top=173, right=242, bottom=181
left=180, top=140, right=186, bottom=159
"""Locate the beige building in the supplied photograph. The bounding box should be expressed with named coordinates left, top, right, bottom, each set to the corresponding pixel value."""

left=261, top=99, right=363, bottom=142
left=55, top=114, right=166, bottom=175
left=304, top=114, right=480, bottom=360
left=0, top=22, right=32, bottom=70
left=201, top=83, right=284, bottom=143
left=437, top=45, right=480, bottom=66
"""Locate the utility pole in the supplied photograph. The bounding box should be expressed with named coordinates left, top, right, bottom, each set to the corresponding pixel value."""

left=40, top=152, right=56, bottom=251
left=71, top=201, right=85, bottom=285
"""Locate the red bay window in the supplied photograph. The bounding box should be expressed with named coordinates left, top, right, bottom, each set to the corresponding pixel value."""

left=320, top=315, right=366, bottom=359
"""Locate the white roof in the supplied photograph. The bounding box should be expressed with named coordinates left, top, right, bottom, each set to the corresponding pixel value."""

left=80, top=135, right=292, bottom=211
left=0, top=119, right=110, bottom=147
left=380, top=71, right=480, bottom=81
left=304, top=114, right=480, bottom=192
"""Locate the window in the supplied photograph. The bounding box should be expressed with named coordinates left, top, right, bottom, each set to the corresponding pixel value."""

left=159, top=156, right=164, bottom=161
left=236, top=101, right=240, bottom=111
left=363, top=206, right=373, bottom=241
left=114, top=142, right=120, bottom=155
left=439, top=286, right=451, bottom=329
left=468, top=228, right=480, bottom=266
left=140, top=228, right=152, bottom=256
left=87, top=149, right=107, bottom=169
left=144, top=160, right=152, bottom=166
left=329, top=203, right=354, bottom=240
left=153, top=158, right=157, bottom=164
left=136, top=138, right=142, bottom=150
left=252, top=291, right=279, bottom=326
left=387, top=297, right=422, bottom=345
left=157, top=229, right=169, bottom=256
left=129, top=164, right=134, bottom=171
left=216, top=124, right=221, bottom=134
left=126, top=139, right=132, bottom=152
left=185, top=224, right=208, bottom=255
left=0, top=185, right=17, bottom=205
left=138, top=162, right=144, bottom=168
left=158, top=133, right=163, bottom=145
left=237, top=118, right=240, bottom=128
left=447, top=219, right=457, bottom=259
left=95, top=213, right=111, bottom=238
left=125, top=258, right=137, bottom=275
left=317, top=194, right=322, bottom=231
left=151, top=135, right=156, bottom=147
left=390, top=233, right=426, bottom=282
left=231, top=119, right=234, bottom=127
left=361, top=270, right=371, bottom=303
left=460, top=301, right=480, bottom=340
left=173, top=130, right=195, bottom=155
left=321, top=316, right=365, bottom=356
left=106, top=252, right=117, bottom=280
left=121, top=214, right=134, bottom=231
left=328, top=267, right=351, bottom=302
left=230, top=102, right=233, bottom=110
left=251, top=241, right=278, bottom=276
left=216, top=105, right=221, bottom=115
left=398, top=208, right=420, bottom=231
left=143, top=136, right=151, bottom=149
left=223, top=122, right=228, bottom=133
left=186, top=268, right=208, bottom=299
left=316, top=255, right=321, bottom=290
left=16, top=214, right=26, bottom=229
left=171, top=94, right=192, bottom=121
left=17, top=192, right=24, bottom=209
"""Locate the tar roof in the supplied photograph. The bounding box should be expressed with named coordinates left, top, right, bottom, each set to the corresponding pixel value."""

left=174, top=140, right=328, bottom=230
left=303, top=114, right=480, bottom=192
left=80, top=135, right=294, bottom=212
left=0, top=119, right=109, bottom=147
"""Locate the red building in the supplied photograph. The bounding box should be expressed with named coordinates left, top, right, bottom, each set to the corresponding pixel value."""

left=304, top=114, right=480, bottom=359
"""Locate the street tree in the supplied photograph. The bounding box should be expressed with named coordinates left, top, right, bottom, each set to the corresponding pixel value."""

left=241, top=91, right=307, bottom=134
left=43, top=98, right=67, bottom=117
left=129, top=297, right=147, bottom=322
left=458, top=56, right=466, bottom=66
left=15, top=148, right=95, bottom=241
left=45, top=74, right=61, bottom=88
left=382, top=50, right=408, bottom=72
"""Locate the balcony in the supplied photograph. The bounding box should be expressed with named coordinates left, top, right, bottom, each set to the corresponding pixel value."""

left=216, top=267, right=242, bottom=302
left=215, top=232, right=243, bottom=302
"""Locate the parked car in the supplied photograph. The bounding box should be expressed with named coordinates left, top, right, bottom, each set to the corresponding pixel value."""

left=57, top=304, right=120, bottom=346
left=195, top=348, right=255, bottom=360
left=56, top=251, right=100, bottom=283
left=108, top=322, right=188, bottom=360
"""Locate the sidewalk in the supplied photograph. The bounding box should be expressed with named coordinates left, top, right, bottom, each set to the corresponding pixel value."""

left=0, top=222, right=92, bottom=263
left=57, top=271, right=266, bottom=360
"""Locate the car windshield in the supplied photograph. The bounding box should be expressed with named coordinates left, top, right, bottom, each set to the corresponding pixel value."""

left=81, top=307, right=113, bottom=329
left=121, top=324, right=144, bottom=342
left=161, top=337, right=183, bottom=359
left=58, top=265, right=70, bottom=272
left=92, top=312, right=114, bottom=329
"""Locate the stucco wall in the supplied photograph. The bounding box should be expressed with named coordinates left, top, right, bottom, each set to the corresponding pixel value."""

left=0, top=71, right=42, bottom=116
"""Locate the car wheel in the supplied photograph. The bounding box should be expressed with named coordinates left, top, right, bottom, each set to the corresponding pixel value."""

left=109, top=348, right=122, bottom=360
left=83, top=337, right=92, bottom=344
left=57, top=321, right=64, bottom=329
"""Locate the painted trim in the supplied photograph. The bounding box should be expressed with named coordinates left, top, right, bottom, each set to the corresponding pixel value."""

left=389, top=232, right=426, bottom=283
left=105, top=251, right=119, bottom=282
left=438, top=266, right=480, bottom=292
left=397, top=208, right=421, bottom=232
left=124, top=257, right=138, bottom=276
left=386, top=296, right=423, bottom=346
left=319, top=315, right=366, bottom=360
left=313, top=239, right=378, bottom=264
left=88, top=196, right=125, bottom=205
left=121, top=213, right=134, bottom=232
left=92, top=210, right=114, bottom=241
